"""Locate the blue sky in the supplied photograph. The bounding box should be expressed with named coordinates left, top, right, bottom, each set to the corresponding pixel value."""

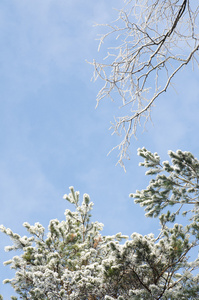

left=0, top=0, right=199, bottom=298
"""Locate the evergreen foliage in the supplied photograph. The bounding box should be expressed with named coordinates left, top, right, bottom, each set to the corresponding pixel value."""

left=1, top=149, right=199, bottom=299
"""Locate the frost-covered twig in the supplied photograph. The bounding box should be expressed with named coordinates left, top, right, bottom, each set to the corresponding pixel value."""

left=91, top=0, right=199, bottom=167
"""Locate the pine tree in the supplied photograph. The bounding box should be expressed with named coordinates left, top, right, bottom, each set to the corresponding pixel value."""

left=0, top=187, right=127, bottom=299
left=1, top=149, right=199, bottom=299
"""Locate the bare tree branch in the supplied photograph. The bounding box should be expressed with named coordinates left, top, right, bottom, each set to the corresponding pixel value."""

left=91, top=0, right=199, bottom=168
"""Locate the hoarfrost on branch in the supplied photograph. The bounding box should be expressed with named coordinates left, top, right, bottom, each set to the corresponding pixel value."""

left=92, top=0, right=199, bottom=167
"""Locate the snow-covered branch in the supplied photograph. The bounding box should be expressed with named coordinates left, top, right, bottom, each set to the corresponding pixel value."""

left=92, top=0, right=199, bottom=167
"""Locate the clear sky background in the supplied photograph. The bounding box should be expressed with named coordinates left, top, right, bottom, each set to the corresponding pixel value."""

left=0, top=0, right=199, bottom=298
